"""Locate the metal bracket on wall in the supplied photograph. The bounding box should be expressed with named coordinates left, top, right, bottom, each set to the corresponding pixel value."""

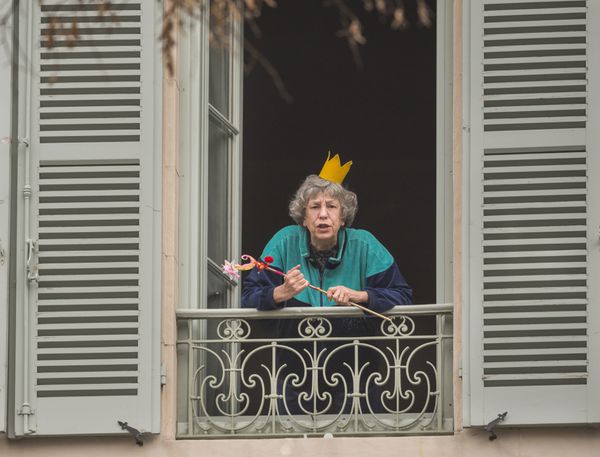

left=485, top=411, right=508, bottom=441
left=117, top=420, right=146, bottom=446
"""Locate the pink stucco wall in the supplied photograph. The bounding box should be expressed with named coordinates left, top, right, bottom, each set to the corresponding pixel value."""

left=2, top=428, right=600, bottom=457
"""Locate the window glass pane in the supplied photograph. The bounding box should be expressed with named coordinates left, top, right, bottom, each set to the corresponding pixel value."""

left=209, top=10, right=230, bottom=118
left=207, top=268, right=229, bottom=309
left=207, top=120, right=229, bottom=262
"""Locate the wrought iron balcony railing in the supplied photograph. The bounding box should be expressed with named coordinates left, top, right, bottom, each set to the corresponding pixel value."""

left=176, top=304, right=453, bottom=438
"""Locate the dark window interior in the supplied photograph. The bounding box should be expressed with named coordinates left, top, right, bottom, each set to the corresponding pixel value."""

left=242, top=0, right=437, bottom=304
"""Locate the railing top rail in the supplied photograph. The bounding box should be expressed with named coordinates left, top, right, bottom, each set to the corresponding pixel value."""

left=176, top=303, right=453, bottom=320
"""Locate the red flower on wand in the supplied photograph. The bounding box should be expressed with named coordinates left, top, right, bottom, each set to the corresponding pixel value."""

left=221, top=254, right=283, bottom=280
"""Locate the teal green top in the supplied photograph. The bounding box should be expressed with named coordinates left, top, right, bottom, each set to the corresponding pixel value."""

left=260, top=225, right=395, bottom=307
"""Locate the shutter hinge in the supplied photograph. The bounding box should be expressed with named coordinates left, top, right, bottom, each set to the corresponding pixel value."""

left=26, top=239, right=38, bottom=282
left=18, top=403, right=34, bottom=416
left=160, top=363, right=167, bottom=386
left=18, top=403, right=36, bottom=434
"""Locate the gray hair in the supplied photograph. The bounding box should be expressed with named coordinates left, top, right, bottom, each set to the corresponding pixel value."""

left=289, top=175, right=358, bottom=226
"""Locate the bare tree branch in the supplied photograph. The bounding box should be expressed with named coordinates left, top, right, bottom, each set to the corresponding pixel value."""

left=327, top=0, right=365, bottom=68
left=244, top=38, right=293, bottom=103
left=0, top=0, right=433, bottom=100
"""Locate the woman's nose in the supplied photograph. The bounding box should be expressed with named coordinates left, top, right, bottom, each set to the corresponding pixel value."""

left=318, top=206, right=328, bottom=217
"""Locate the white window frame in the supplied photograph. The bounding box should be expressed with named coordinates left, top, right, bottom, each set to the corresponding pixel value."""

left=176, top=1, right=243, bottom=437
left=179, top=0, right=243, bottom=312
left=436, top=0, right=454, bottom=305
left=175, top=0, right=453, bottom=435
left=435, top=0, right=455, bottom=428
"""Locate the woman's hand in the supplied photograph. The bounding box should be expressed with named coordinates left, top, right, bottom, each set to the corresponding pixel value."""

left=273, top=265, right=309, bottom=303
left=326, top=286, right=369, bottom=306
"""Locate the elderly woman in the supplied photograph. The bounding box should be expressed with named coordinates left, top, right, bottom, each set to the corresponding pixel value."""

left=242, top=174, right=412, bottom=314
left=242, top=172, right=412, bottom=414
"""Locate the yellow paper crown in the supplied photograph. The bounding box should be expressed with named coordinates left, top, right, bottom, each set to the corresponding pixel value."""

left=318, top=152, right=353, bottom=184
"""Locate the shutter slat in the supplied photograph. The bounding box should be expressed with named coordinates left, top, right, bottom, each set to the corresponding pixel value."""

left=37, top=250, right=139, bottom=257
left=484, top=92, right=585, bottom=102
left=483, top=214, right=586, bottom=221
left=485, top=151, right=586, bottom=159
left=485, top=23, right=585, bottom=33
left=484, top=263, right=586, bottom=271
left=484, top=203, right=585, bottom=211
left=485, top=32, right=586, bottom=41
left=484, top=301, right=586, bottom=309
left=483, top=321, right=586, bottom=329
left=483, top=239, right=585, bottom=247
left=483, top=373, right=586, bottom=381
left=485, top=360, right=586, bottom=368
left=36, top=334, right=139, bottom=341
left=38, top=371, right=138, bottom=378
left=484, top=274, right=586, bottom=281
left=485, top=80, right=586, bottom=89
left=38, top=274, right=139, bottom=281
left=37, top=311, right=139, bottom=318
left=38, top=177, right=140, bottom=185
left=37, top=346, right=139, bottom=355
left=485, top=348, right=586, bottom=355
left=37, top=286, right=139, bottom=293
left=482, top=335, right=587, bottom=343
left=39, top=227, right=140, bottom=235
left=483, top=189, right=585, bottom=197
left=39, top=216, right=140, bottom=223
left=39, top=204, right=140, bottom=211
left=484, top=246, right=586, bottom=254
left=483, top=42, right=585, bottom=50
left=39, top=262, right=139, bottom=269
left=39, top=190, right=140, bottom=198
left=484, top=68, right=586, bottom=76
left=485, top=164, right=585, bottom=173
left=485, top=7, right=586, bottom=15
left=484, top=55, right=585, bottom=64
left=484, top=226, right=586, bottom=233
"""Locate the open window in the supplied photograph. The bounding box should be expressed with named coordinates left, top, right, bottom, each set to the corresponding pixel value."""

left=176, top=0, right=455, bottom=437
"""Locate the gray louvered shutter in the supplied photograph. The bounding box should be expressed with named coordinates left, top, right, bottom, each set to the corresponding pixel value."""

left=10, top=0, right=160, bottom=436
left=464, top=0, right=600, bottom=426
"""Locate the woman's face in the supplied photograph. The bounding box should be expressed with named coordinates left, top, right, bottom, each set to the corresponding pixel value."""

left=303, top=192, right=343, bottom=250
